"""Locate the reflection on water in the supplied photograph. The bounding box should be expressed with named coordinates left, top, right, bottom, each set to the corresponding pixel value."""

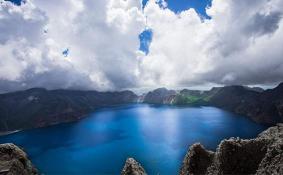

left=0, top=104, right=268, bottom=174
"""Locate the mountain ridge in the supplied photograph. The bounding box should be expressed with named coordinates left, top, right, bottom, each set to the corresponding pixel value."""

left=142, top=83, right=283, bottom=124
left=0, top=88, right=138, bottom=132
left=0, top=83, right=283, bottom=132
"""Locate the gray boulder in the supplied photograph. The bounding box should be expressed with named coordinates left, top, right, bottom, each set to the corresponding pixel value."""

left=0, top=143, right=38, bottom=175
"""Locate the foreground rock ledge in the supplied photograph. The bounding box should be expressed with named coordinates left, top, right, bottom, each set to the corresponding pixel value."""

left=181, top=123, right=283, bottom=175
left=124, top=124, right=283, bottom=175
left=121, top=158, right=147, bottom=175
left=0, top=143, right=37, bottom=175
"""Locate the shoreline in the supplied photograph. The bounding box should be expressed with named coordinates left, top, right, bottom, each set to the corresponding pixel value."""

left=0, top=130, right=21, bottom=136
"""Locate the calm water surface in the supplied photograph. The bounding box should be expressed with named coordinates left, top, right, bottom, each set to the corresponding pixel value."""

left=0, top=104, right=268, bottom=174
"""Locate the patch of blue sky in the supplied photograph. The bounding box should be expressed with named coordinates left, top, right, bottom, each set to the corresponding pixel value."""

left=139, top=29, right=153, bottom=55
left=62, top=48, right=69, bottom=57
left=4, top=0, right=23, bottom=6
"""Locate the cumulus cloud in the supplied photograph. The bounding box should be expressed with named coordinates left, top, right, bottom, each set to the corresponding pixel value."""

left=0, top=0, right=283, bottom=93
left=202, top=0, right=283, bottom=85
left=0, top=0, right=145, bottom=92
left=139, top=0, right=283, bottom=87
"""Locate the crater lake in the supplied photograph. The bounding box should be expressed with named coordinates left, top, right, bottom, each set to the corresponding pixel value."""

left=0, top=104, right=268, bottom=174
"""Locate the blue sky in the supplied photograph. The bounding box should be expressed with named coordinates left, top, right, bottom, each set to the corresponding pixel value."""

left=139, top=29, right=153, bottom=55
left=143, top=0, right=211, bottom=16
left=5, top=0, right=22, bottom=5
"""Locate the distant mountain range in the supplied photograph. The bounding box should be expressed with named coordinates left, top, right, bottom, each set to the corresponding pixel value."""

left=142, top=83, right=283, bottom=124
left=0, top=83, right=283, bottom=132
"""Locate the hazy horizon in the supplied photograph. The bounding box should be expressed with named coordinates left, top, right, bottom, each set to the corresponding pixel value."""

left=0, top=82, right=279, bottom=95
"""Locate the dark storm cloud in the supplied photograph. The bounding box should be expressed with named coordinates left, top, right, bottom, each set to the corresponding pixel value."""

left=246, top=11, right=282, bottom=37
left=0, top=68, right=95, bottom=93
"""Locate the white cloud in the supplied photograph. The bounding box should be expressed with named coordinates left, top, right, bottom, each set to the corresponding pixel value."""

left=139, top=1, right=212, bottom=87
left=0, top=0, right=145, bottom=92
left=139, top=0, right=283, bottom=87
left=0, top=0, right=282, bottom=92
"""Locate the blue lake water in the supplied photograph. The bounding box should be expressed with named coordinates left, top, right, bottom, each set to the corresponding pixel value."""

left=0, top=104, right=268, bottom=174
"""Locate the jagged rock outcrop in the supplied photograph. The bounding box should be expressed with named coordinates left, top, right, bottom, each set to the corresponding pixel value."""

left=0, top=143, right=38, bottom=175
left=121, top=158, right=147, bottom=175
left=179, top=143, right=214, bottom=175
left=255, top=123, right=283, bottom=175
left=180, top=123, right=283, bottom=175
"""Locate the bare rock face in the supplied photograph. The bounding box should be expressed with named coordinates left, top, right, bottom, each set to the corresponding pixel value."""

left=206, top=138, right=269, bottom=175
left=180, top=124, right=283, bottom=175
left=143, top=88, right=176, bottom=104
left=256, top=140, right=283, bottom=175
left=0, top=143, right=37, bottom=175
left=256, top=123, right=283, bottom=175
left=121, top=158, right=147, bottom=175
left=180, top=143, right=214, bottom=175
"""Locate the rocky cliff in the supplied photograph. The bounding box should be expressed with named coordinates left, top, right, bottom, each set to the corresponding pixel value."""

left=143, top=88, right=176, bottom=104
left=180, top=123, right=283, bottom=175
left=123, top=124, right=283, bottom=175
left=0, top=143, right=37, bottom=175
